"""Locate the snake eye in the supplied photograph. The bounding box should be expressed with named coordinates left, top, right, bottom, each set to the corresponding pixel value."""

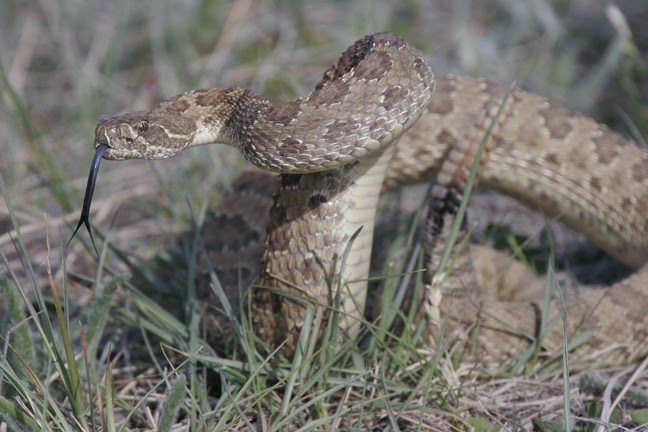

left=137, top=121, right=149, bottom=133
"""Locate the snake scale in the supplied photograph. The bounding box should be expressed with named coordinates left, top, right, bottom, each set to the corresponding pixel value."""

left=79, top=33, right=647, bottom=370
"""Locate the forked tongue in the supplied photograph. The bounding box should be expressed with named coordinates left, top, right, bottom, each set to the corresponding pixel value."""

left=67, top=143, right=109, bottom=256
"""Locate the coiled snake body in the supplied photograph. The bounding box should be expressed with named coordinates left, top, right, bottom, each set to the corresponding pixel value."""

left=83, top=33, right=647, bottom=369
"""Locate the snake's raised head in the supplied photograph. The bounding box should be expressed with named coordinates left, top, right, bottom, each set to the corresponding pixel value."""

left=94, top=110, right=197, bottom=160
left=68, top=109, right=198, bottom=253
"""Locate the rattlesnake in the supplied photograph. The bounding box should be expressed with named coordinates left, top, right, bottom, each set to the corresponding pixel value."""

left=77, top=33, right=648, bottom=370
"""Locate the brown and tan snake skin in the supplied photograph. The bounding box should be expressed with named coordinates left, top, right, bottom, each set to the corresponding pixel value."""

left=90, top=33, right=648, bottom=370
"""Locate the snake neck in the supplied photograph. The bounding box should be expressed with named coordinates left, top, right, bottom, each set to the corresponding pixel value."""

left=158, top=87, right=270, bottom=149
left=178, top=34, right=434, bottom=176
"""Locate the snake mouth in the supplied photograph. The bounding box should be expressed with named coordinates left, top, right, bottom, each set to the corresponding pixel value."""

left=66, top=143, right=110, bottom=255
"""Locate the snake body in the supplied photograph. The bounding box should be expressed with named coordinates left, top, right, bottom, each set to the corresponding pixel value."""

left=89, top=33, right=648, bottom=368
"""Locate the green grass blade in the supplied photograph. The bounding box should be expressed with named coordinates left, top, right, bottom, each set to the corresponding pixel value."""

left=0, top=395, right=41, bottom=431
left=157, top=374, right=187, bottom=432
left=103, top=356, right=115, bottom=432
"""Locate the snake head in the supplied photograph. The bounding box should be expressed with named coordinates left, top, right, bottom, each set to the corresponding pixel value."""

left=68, top=109, right=198, bottom=254
left=94, top=110, right=197, bottom=160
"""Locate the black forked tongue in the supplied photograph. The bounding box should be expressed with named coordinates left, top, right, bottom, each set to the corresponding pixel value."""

left=67, top=143, right=109, bottom=256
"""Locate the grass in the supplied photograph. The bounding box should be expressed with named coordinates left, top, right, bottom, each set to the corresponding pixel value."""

left=1, top=0, right=648, bottom=430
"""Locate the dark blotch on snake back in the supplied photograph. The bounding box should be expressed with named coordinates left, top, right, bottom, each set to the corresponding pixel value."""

left=67, top=143, right=109, bottom=256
